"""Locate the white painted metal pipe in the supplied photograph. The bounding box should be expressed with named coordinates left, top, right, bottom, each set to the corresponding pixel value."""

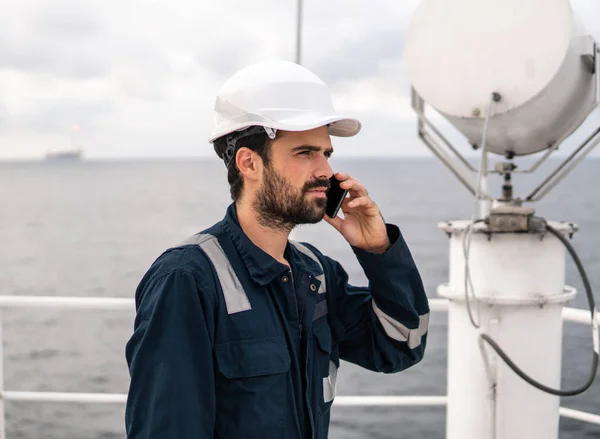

left=562, top=306, right=600, bottom=325
left=0, top=313, right=5, bottom=439
left=334, top=396, right=447, bottom=407
left=3, top=390, right=597, bottom=428
left=428, top=298, right=449, bottom=313
left=1, top=391, right=127, bottom=404
left=0, top=296, right=133, bottom=310
left=0, top=392, right=449, bottom=408
left=0, top=393, right=447, bottom=407
left=559, top=407, right=600, bottom=425
left=2, top=295, right=595, bottom=329
left=438, top=221, right=577, bottom=439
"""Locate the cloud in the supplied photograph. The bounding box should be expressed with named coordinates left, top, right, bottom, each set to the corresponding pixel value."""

left=20, top=99, right=114, bottom=134
left=303, top=0, right=416, bottom=84
left=0, top=1, right=112, bottom=79
left=0, top=0, right=598, bottom=160
left=33, top=7, right=104, bottom=39
left=313, top=29, right=406, bottom=85
left=0, top=31, right=110, bottom=80
left=572, top=0, right=600, bottom=35
left=0, top=101, right=6, bottom=130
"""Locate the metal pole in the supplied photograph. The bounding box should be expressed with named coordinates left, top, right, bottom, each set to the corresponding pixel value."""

left=526, top=127, right=600, bottom=201
left=476, top=94, right=497, bottom=218
left=479, top=150, right=491, bottom=218
left=334, top=396, right=447, bottom=407
left=517, top=142, right=560, bottom=174
left=419, top=131, right=478, bottom=196
left=440, top=223, right=569, bottom=439
left=0, top=296, right=133, bottom=310
left=295, top=0, right=303, bottom=65
left=0, top=312, right=6, bottom=439
left=411, top=87, right=477, bottom=171
left=595, top=43, right=599, bottom=105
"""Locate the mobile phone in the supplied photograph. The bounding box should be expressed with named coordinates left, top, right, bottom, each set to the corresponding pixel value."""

left=326, top=176, right=348, bottom=218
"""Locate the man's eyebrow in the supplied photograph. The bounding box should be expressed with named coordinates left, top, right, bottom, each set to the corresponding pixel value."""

left=291, top=145, right=335, bottom=154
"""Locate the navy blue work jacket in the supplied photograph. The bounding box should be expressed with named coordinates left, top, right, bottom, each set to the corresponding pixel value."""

left=125, top=203, right=429, bottom=439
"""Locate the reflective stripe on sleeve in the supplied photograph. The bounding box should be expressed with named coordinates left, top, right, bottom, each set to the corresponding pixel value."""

left=372, top=300, right=429, bottom=349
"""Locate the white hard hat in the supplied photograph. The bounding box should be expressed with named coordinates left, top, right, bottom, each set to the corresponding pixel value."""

left=208, top=60, right=361, bottom=143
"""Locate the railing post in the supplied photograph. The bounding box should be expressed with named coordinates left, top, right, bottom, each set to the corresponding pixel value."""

left=0, top=310, right=6, bottom=439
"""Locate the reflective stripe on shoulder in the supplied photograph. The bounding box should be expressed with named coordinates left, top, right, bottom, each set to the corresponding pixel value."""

left=182, top=233, right=251, bottom=314
left=289, top=240, right=326, bottom=294
left=179, top=233, right=214, bottom=246
left=372, top=300, right=429, bottom=349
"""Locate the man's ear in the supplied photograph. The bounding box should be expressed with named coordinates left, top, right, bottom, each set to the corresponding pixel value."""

left=235, top=147, right=263, bottom=182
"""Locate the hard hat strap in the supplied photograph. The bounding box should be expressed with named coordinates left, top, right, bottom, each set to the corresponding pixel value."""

left=223, top=126, right=277, bottom=167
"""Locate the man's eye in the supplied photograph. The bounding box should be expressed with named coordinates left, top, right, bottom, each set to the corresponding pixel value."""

left=298, top=150, right=311, bottom=155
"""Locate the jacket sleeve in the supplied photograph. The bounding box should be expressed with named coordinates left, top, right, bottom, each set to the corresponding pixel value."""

left=310, top=224, right=429, bottom=373
left=125, top=268, right=216, bottom=438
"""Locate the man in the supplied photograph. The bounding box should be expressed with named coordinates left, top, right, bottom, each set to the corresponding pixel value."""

left=125, top=60, right=429, bottom=439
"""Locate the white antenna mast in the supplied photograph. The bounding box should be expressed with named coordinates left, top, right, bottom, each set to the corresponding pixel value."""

left=295, top=0, right=303, bottom=64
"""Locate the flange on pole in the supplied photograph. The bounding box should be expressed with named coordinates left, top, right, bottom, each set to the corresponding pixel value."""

left=404, top=0, right=600, bottom=438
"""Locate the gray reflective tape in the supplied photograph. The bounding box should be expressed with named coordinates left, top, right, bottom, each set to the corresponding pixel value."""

left=290, top=241, right=326, bottom=294
left=323, top=360, right=338, bottom=403
left=372, top=301, right=429, bottom=350
left=179, top=233, right=214, bottom=246
left=315, top=274, right=326, bottom=293
left=313, top=300, right=328, bottom=321
left=182, top=233, right=251, bottom=315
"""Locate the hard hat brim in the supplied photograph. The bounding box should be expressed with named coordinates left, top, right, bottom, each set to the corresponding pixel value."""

left=208, top=114, right=361, bottom=143
left=327, top=117, right=362, bottom=138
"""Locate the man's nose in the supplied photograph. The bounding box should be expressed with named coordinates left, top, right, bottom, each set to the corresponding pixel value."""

left=315, top=156, right=334, bottom=180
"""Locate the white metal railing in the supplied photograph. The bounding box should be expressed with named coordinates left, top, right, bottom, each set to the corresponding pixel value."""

left=0, top=296, right=133, bottom=310
left=0, top=296, right=597, bottom=435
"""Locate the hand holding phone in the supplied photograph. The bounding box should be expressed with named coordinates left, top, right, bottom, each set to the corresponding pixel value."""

left=325, top=175, right=348, bottom=218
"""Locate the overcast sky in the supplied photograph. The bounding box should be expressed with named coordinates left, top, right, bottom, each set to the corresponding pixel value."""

left=1, top=0, right=599, bottom=159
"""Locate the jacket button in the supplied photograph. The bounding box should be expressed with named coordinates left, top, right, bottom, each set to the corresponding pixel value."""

left=310, top=284, right=317, bottom=292
left=281, top=275, right=289, bottom=283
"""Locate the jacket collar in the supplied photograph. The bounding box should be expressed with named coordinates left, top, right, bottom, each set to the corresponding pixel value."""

left=221, top=203, right=323, bottom=286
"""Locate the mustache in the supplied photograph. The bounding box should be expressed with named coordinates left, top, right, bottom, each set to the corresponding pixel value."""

left=303, top=179, right=330, bottom=192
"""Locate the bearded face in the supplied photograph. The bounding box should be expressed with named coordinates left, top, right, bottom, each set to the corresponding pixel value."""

left=253, top=162, right=330, bottom=231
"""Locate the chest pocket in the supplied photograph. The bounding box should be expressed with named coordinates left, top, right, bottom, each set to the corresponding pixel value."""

left=214, top=338, right=290, bottom=438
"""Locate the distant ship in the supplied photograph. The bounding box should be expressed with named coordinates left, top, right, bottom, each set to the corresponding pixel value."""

left=44, top=149, right=83, bottom=161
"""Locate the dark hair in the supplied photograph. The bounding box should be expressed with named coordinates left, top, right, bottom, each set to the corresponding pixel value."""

left=213, top=127, right=273, bottom=201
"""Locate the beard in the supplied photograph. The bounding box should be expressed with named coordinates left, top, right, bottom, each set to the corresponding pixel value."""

left=253, top=165, right=330, bottom=232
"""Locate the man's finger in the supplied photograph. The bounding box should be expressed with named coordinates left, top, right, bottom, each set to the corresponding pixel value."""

left=334, top=172, right=352, bottom=181
left=323, top=214, right=343, bottom=231
left=346, top=196, right=375, bottom=209
left=340, top=197, right=353, bottom=210
left=340, top=179, right=368, bottom=197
